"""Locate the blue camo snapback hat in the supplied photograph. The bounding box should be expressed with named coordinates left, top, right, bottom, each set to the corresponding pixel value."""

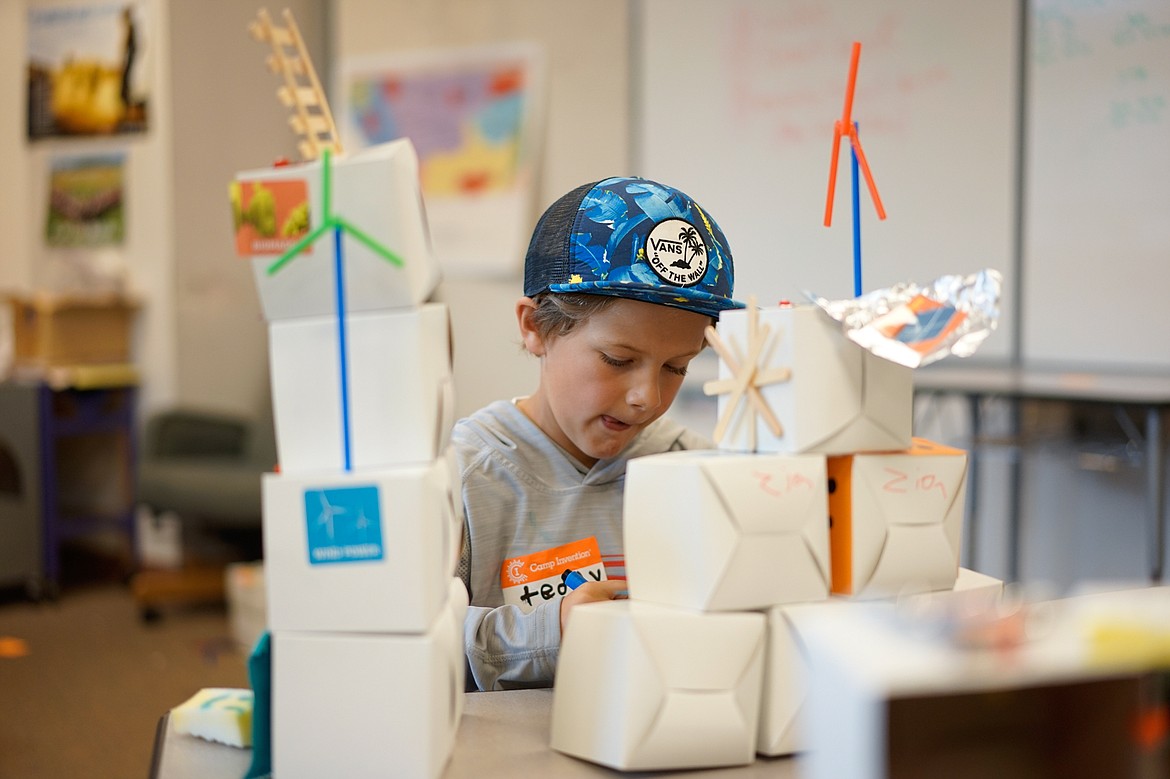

left=523, top=177, right=744, bottom=318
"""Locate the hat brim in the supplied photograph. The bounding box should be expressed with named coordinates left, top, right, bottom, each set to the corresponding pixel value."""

left=547, top=280, right=745, bottom=319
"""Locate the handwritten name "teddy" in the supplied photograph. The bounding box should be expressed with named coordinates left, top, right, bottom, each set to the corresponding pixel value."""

left=517, top=569, right=603, bottom=607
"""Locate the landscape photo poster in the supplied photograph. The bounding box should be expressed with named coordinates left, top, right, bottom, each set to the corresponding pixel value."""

left=27, top=2, right=150, bottom=139
left=45, top=152, right=126, bottom=248
left=338, top=42, right=545, bottom=278
left=230, top=178, right=312, bottom=257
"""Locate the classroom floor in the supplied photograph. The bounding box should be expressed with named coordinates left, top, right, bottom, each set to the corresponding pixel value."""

left=0, top=545, right=249, bottom=779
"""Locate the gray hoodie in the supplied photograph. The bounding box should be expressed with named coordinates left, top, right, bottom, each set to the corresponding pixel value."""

left=451, top=399, right=710, bottom=691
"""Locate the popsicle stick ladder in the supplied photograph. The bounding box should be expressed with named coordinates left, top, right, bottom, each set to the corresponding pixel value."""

left=249, top=7, right=342, bottom=161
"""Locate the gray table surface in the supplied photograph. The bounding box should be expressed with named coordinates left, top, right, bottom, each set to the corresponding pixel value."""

left=152, top=688, right=802, bottom=778
left=914, top=364, right=1170, bottom=405
left=913, top=363, right=1170, bottom=582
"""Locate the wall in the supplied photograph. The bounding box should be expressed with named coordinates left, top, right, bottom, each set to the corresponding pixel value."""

left=168, top=0, right=325, bottom=420
left=1, top=0, right=327, bottom=422
left=3, top=0, right=1162, bottom=590
left=4, top=0, right=629, bottom=435
left=1021, top=0, right=1170, bottom=369
left=0, top=1, right=33, bottom=294
left=4, top=0, right=177, bottom=416
left=332, top=0, right=633, bottom=418
left=634, top=0, right=1020, bottom=362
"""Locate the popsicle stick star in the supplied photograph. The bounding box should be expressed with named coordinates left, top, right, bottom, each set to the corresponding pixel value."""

left=703, top=299, right=789, bottom=449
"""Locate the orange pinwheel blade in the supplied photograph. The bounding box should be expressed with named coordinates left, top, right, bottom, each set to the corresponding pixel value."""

left=848, top=127, right=887, bottom=220
left=824, top=122, right=846, bottom=226
left=824, top=42, right=887, bottom=224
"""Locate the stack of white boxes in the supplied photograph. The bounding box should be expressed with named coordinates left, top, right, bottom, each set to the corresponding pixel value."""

left=235, top=139, right=467, bottom=779
left=552, top=301, right=982, bottom=769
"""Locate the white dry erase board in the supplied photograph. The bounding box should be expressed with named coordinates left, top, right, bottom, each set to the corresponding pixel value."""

left=634, top=0, right=1020, bottom=362
left=1022, top=0, right=1170, bottom=370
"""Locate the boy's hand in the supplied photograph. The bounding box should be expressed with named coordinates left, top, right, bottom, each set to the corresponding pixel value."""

left=559, top=580, right=627, bottom=635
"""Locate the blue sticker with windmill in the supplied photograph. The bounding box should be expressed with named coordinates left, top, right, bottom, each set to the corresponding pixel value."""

left=303, top=484, right=384, bottom=565
left=267, top=148, right=404, bottom=473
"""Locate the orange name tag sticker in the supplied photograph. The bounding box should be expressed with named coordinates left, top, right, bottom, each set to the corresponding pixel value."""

left=500, top=537, right=605, bottom=614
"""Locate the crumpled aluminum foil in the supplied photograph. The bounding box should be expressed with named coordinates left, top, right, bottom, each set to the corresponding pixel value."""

left=806, top=268, right=1003, bottom=368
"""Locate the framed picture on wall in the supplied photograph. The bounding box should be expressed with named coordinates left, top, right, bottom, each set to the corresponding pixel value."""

left=337, top=42, right=545, bottom=278
left=27, top=2, right=150, bottom=139
left=45, top=152, right=126, bottom=248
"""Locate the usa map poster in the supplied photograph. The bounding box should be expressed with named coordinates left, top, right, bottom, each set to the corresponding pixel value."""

left=338, top=43, right=544, bottom=277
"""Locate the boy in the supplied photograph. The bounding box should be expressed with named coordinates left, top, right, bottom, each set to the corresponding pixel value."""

left=452, top=177, right=742, bottom=690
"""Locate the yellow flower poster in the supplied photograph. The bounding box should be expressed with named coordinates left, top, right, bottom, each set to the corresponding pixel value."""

left=27, top=3, right=149, bottom=139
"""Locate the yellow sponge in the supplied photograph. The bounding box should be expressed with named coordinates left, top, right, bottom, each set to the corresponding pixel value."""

left=171, top=688, right=254, bottom=748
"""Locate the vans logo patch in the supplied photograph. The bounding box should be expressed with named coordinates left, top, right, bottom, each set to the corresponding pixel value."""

left=647, top=218, right=707, bottom=287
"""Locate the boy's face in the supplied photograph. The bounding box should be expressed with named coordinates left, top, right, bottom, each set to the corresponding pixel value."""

left=518, top=297, right=710, bottom=467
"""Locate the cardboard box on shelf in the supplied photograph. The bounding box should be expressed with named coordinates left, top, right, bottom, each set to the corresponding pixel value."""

left=625, top=450, right=830, bottom=611
left=262, top=458, right=460, bottom=634
left=797, top=597, right=1155, bottom=779
left=6, top=292, right=139, bottom=369
left=550, top=600, right=766, bottom=771
left=268, top=303, right=454, bottom=474
left=713, top=304, right=912, bottom=455
left=828, top=438, right=967, bottom=598
left=235, top=139, right=441, bottom=320
left=272, top=578, right=467, bottom=779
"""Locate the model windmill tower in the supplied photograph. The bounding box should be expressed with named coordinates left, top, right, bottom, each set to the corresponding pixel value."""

left=231, top=9, right=465, bottom=778
left=553, top=264, right=972, bottom=768
left=550, top=44, right=977, bottom=770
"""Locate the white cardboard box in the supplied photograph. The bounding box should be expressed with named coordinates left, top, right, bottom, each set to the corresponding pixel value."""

left=756, top=601, right=830, bottom=757
left=236, top=139, right=441, bottom=320
left=263, top=459, right=460, bottom=633
left=272, top=578, right=468, bottom=779
left=550, top=600, right=766, bottom=771
left=758, top=569, right=1005, bottom=758
left=625, top=450, right=830, bottom=611
left=827, top=438, right=967, bottom=598
left=713, top=305, right=912, bottom=455
left=268, top=303, right=454, bottom=474
left=935, top=566, right=1003, bottom=603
